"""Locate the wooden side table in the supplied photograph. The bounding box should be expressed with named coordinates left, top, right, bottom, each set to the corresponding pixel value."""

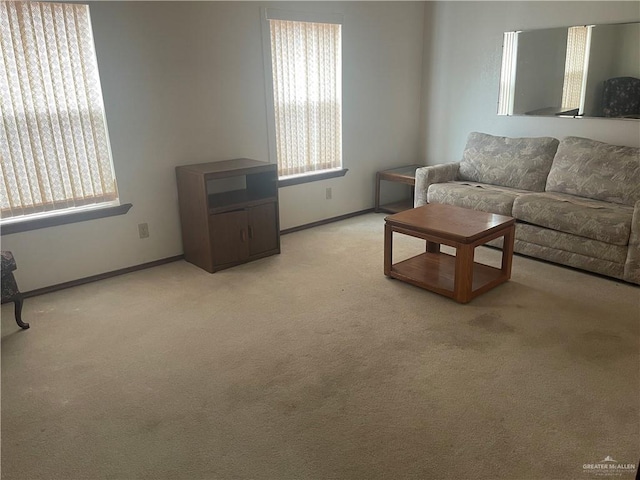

left=375, top=164, right=423, bottom=213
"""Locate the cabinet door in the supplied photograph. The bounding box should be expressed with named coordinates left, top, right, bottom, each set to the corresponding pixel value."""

left=209, top=210, right=250, bottom=266
left=248, top=203, right=279, bottom=256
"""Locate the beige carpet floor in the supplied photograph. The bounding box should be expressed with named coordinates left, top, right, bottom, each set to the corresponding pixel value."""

left=1, top=213, right=639, bottom=480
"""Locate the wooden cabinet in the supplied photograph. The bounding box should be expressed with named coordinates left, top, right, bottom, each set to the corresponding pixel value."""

left=176, top=158, right=280, bottom=273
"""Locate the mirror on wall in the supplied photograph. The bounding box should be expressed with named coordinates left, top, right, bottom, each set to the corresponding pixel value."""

left=497, top=22, right=640, bottom=119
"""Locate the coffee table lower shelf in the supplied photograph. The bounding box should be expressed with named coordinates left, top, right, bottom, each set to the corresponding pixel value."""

left=389, top=252, right=508, bottom=301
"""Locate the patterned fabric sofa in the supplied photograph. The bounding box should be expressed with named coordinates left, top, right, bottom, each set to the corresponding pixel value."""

left=415, top=132, right=640, bottom=284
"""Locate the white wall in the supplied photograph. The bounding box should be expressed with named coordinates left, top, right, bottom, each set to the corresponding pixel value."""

left=419, top=1, right=640, bottom=166
left=1, top=1, right=425, bottom=291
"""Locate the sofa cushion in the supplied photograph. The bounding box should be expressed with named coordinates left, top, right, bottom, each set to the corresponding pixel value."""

left=545, top=136, right=640, bottom=206
left=427, top=181, right=528, bottom=216
left=458, top=132, right=559, bottom=192
left=512, top=192, right=634, bottom=245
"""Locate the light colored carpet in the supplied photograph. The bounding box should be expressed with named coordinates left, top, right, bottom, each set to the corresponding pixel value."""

left=1, top=213, right=639, bottom=480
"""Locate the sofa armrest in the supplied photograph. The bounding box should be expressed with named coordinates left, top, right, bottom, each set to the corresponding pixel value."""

left=414, top=162, right=460, bottom=207
left=624, top=200, right=640, bottom=284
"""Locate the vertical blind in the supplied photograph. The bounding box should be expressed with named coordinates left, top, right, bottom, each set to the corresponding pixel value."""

left=269, top=19, right=342, bottom=178
left=497, top=31, right=518, bottom=116
left=0, top=1, right=118, bottom=220
left=561, top=26, right=591, bottom=111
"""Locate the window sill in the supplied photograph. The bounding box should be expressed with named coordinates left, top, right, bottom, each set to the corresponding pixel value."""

left=278, top=168, right=348, bottom=187
left=1, top=203, right=133, bottom=235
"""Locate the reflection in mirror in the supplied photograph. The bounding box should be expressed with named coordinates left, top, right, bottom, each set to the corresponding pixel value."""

left=497, top=22, right=640, bottom=119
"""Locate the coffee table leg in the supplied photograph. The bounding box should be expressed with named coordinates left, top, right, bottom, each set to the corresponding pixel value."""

left=384, top=223, right=393, bottom=276
left=426, top=241, right=440, bottom=253
left=454, top=244, right=474, bottom=303
left=501, top=225, right=515, bottom=278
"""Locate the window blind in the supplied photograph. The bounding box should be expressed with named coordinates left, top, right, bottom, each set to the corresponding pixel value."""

left=269, top=18, right=342, bottom=178
left=498, top=31, right=518, bottom=116
left=561, top=26, right=592, bottom=112
left=0, top=1, right=118, bottom=221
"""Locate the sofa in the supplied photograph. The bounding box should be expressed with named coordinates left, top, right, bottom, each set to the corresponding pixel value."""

left=414, top=132, right=640, bottom=285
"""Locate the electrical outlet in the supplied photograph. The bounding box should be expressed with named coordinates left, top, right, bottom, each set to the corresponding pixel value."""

left=326, top=187, right=332, bottom=200
left=138, top=223, right=149, bottom=239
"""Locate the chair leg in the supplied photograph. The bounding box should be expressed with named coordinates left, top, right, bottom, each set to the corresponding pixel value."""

left=14, top=296, right=29, bottom=329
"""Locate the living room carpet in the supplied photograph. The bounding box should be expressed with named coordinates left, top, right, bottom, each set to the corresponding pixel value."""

left=1, top=213, right=638, bottom=480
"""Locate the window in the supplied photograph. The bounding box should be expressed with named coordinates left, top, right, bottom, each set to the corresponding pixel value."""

left=264, top=10, right=343, bottom=181
left=0, top=2, right=119, bottom=225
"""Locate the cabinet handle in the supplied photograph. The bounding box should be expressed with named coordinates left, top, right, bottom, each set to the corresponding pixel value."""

left=248, top=226, right=253, bottom=239
left=241, top=229, right=247, bottom=242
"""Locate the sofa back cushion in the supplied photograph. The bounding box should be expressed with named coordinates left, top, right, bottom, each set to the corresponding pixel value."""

left=545, top=137, right=640, bottom=206
left=458, top=132, right=559, bottom=192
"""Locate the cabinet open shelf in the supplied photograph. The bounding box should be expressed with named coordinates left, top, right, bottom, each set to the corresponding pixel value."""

left=207, top=191, right=278, bottom=214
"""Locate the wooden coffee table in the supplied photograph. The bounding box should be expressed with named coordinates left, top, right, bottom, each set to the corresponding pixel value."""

left=384, top=204, right=515, bottom=303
